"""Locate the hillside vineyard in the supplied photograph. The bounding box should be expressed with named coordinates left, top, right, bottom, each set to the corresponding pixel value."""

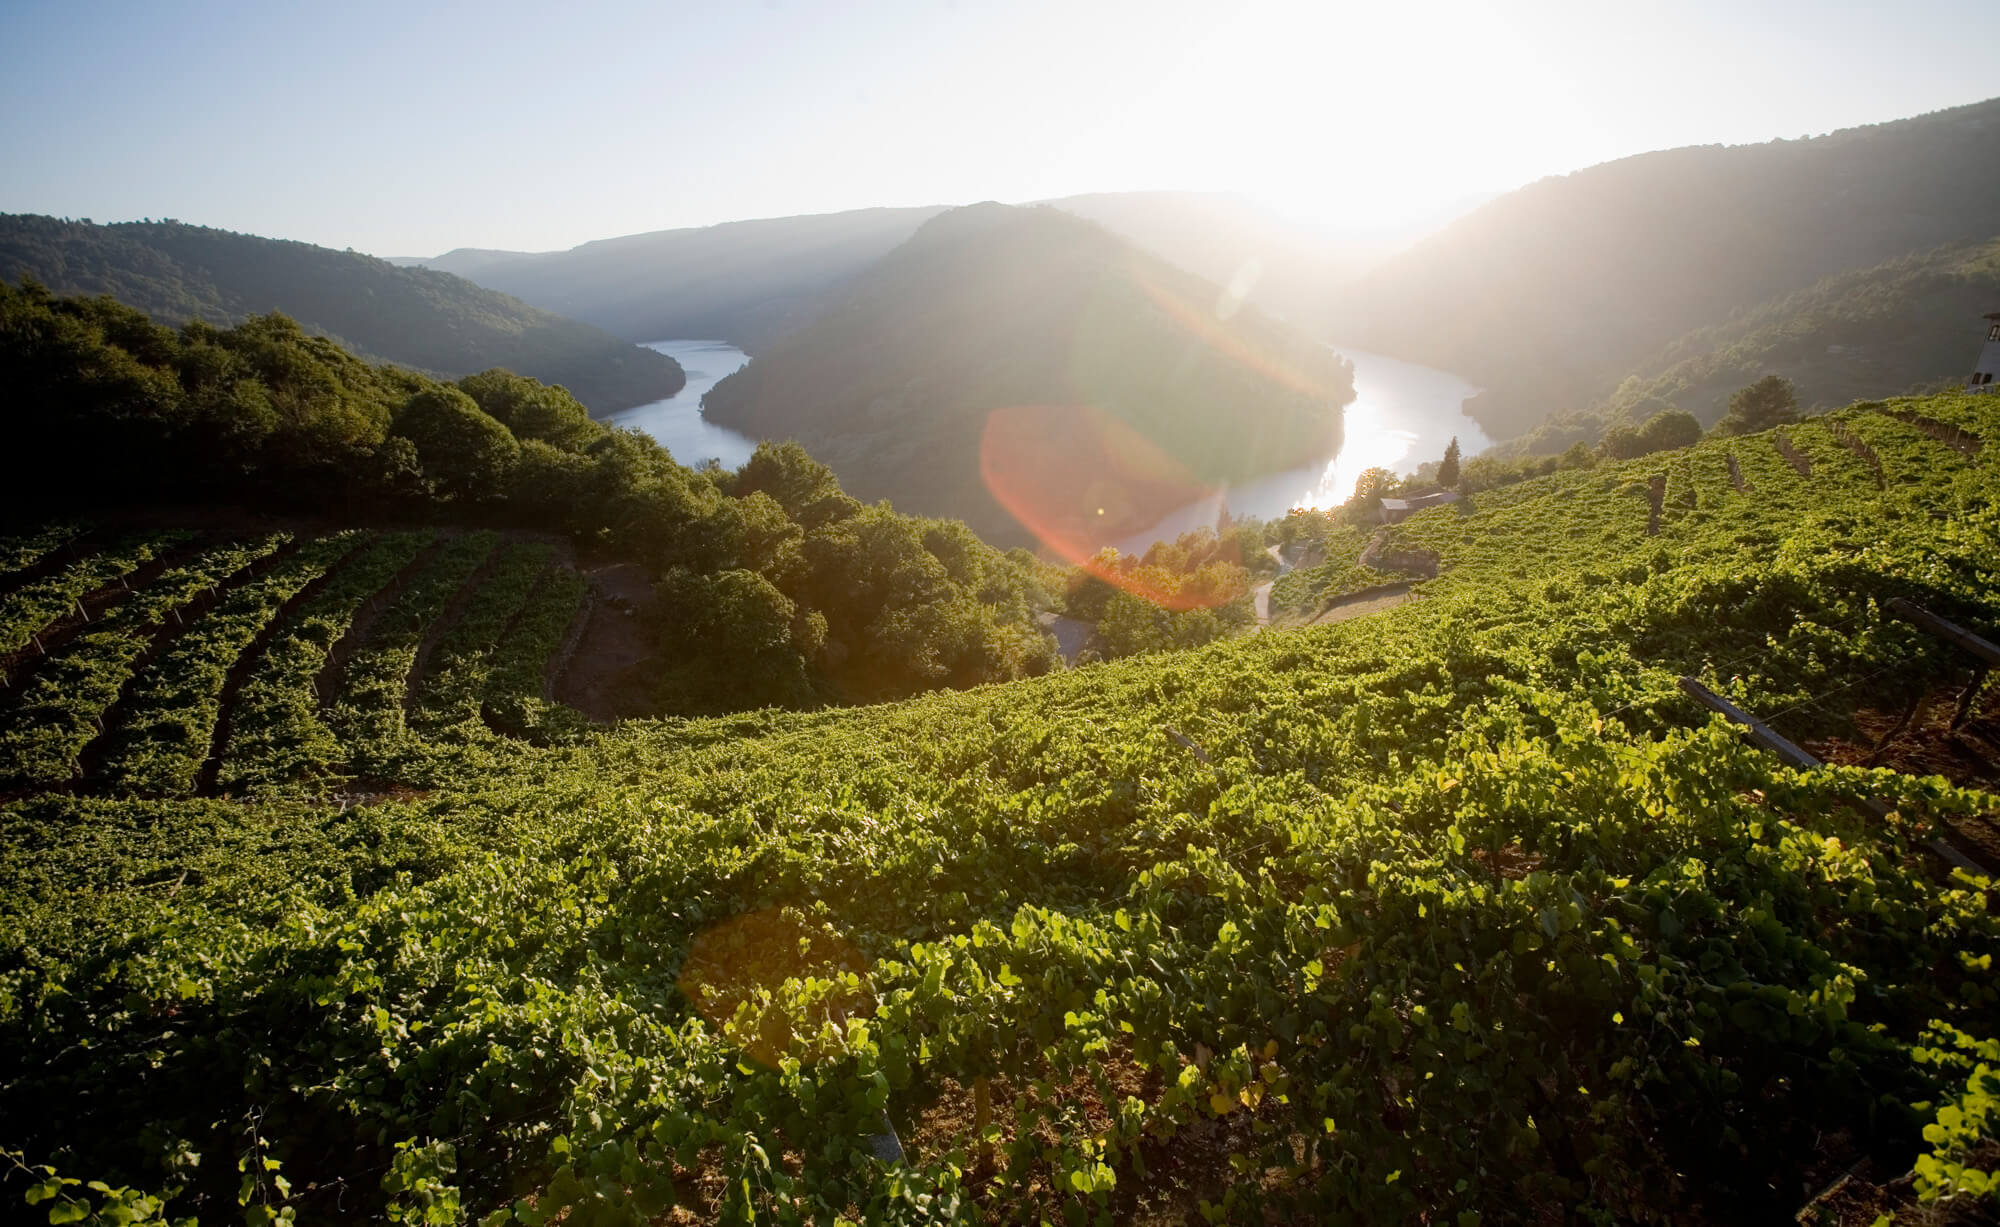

left=4, top=389, right=1998, bottom=1222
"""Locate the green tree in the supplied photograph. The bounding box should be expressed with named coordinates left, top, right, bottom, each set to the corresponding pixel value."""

left=457, top=369, right=601, bottom=452
left=390, top=386, right=520, bottom=502
left=654, top=567, right=823, bottom=713
left=1716, top=375, right=1800, bottom=436
left=1437, top=436, right=1462, bottom=489
left=1634, top=408, right=1702, bottom=453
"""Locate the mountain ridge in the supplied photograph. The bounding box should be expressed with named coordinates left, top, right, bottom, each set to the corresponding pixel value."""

left=0, top=214, right=684, bottom=413
left=1332, top=95, right=2000, bottom=441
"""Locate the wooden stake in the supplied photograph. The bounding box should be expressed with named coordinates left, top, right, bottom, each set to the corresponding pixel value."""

left=973, top=1074, right=993, bottom=1171
left=1888, top=598, right=2000, bottom=668
left=1679, top=676, right=1987, bottom=875
left=1677, top=678, right=1820, bottom=771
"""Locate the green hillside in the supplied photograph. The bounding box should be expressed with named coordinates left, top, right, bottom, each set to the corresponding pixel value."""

left=5, top=380, right=1999, bottom=1221
left=0, top=281, right=1060, bottom=713
left=702, top=203, right=1353, bottom=550
left=1491, top=240, right=2000, bottom=456
left=0, top=215, right=686, bottom=413
left=1336, top=96, right=2000, bottom=442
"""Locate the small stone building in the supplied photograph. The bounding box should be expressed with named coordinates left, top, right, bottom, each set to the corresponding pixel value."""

left=1968, top=312, right=2000, bottom=393
left=1378, top=490, right=1461, bottom=525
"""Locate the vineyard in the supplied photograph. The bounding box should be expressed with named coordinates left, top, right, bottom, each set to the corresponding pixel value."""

left=5, top=391, right=2000, bottom=1224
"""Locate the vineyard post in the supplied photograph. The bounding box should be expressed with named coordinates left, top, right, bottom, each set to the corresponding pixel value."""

left=1887, top=598, right=2000, bottom=667
left=1678, top=677, right=1988, bottom=875
left=973, top=1074, right=992, bottom=1172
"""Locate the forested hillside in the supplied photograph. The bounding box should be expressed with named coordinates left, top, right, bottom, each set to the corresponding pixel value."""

left=0, top=281, right=1059, bottom=711
left=701, top=203, right=1353, bottom=549
left=0, top=215, right=685, bottom=412
left=1335, top=96, right=2000, bottom=441
left=4, top=383, right=1998, bottom=1223
left=398, top=206, right=949, bottom=350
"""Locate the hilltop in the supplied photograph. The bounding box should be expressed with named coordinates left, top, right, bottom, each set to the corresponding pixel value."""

left=700, top=203, right=1353, bottom=549
left=1335, top=96, right=2000, bottom=441
left=0, top=215, right=685, bottom=413
left=395, top=205, right=951, bottom=350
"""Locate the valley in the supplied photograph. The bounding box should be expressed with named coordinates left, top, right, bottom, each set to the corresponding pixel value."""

left=3, top=23, right=1999, bottom=1222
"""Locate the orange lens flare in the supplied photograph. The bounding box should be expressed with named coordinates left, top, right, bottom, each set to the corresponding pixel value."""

left=979, top=403, right=1232, bottom=611
left=678, top=908, right=871, bottom=1067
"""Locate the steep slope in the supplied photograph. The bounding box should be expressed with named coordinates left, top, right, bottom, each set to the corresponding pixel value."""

left=1498, top=239, right=2000, bottom=455
left=700, top=203, right=1354, bottom=549
left=398, top=206, right=951, bottom=350
left=7, top=389, right=2000, bottom=1224
left=1334, top=96, right=2000, bottom=440
left=0, top=215, right=684, bottom=412
left=1603, top=239, right=2000, bottom=420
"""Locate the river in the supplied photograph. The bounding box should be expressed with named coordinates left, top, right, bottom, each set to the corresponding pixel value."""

left=602, top=340, right=759, bottom=468
left=609, top=338, right=1486, bottom=551
left=1117, top=344, right=1489, bottom=553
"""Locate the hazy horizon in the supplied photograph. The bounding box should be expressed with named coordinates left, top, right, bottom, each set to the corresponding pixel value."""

left=2, top=0, right=1995, bottom=258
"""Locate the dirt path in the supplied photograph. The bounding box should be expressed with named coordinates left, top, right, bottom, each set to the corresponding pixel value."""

left=554, top=564, right=662, bottom=722
left=1308, top=581, right=1419, bottom=626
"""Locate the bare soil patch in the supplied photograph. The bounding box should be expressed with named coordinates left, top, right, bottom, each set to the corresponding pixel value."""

left=554, top=564, right=662, bottom=722
left=1809, top=684, right=2000, bottom=872
left=1309, top=581, right=1419, bottom=626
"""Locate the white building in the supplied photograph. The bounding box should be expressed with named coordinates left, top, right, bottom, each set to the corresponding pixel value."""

left=1969, top=312, right=2000, bottom=393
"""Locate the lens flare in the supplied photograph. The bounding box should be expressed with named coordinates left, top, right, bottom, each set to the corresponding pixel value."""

left=979, top=403, right=1237, bottom=609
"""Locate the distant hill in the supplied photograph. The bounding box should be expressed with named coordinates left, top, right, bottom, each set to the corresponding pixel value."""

left=392, top=193, right=1456, bottom=355
left=395, top=206, right=952, bottom=350
left=0, top=215, right=683, bottom=412
left=1494, top=239, right=2000, bottom=456
left=1333, top=96, right=2000, bottom=441
left=1607, top=240, right=2000, bottom=419
left=700, top=203, right=1353, bottom=549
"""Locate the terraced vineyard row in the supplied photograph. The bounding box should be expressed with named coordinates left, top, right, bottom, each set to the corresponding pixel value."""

left=215, top=532, right=435, bottom=795
left=0, top=535, right=288, bottom=792
left=0, top=526, right=598, bottom=802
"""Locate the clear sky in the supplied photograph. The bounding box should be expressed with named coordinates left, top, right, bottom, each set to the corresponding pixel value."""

left=1, top=0, right=1993, bottom=257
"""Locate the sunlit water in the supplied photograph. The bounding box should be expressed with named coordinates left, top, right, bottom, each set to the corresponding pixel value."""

left=1117, top=344, right=1487, bottom=553
left=603, top=340, right=759, bottom=468
left=609, top=339, right=1485, bottom=555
